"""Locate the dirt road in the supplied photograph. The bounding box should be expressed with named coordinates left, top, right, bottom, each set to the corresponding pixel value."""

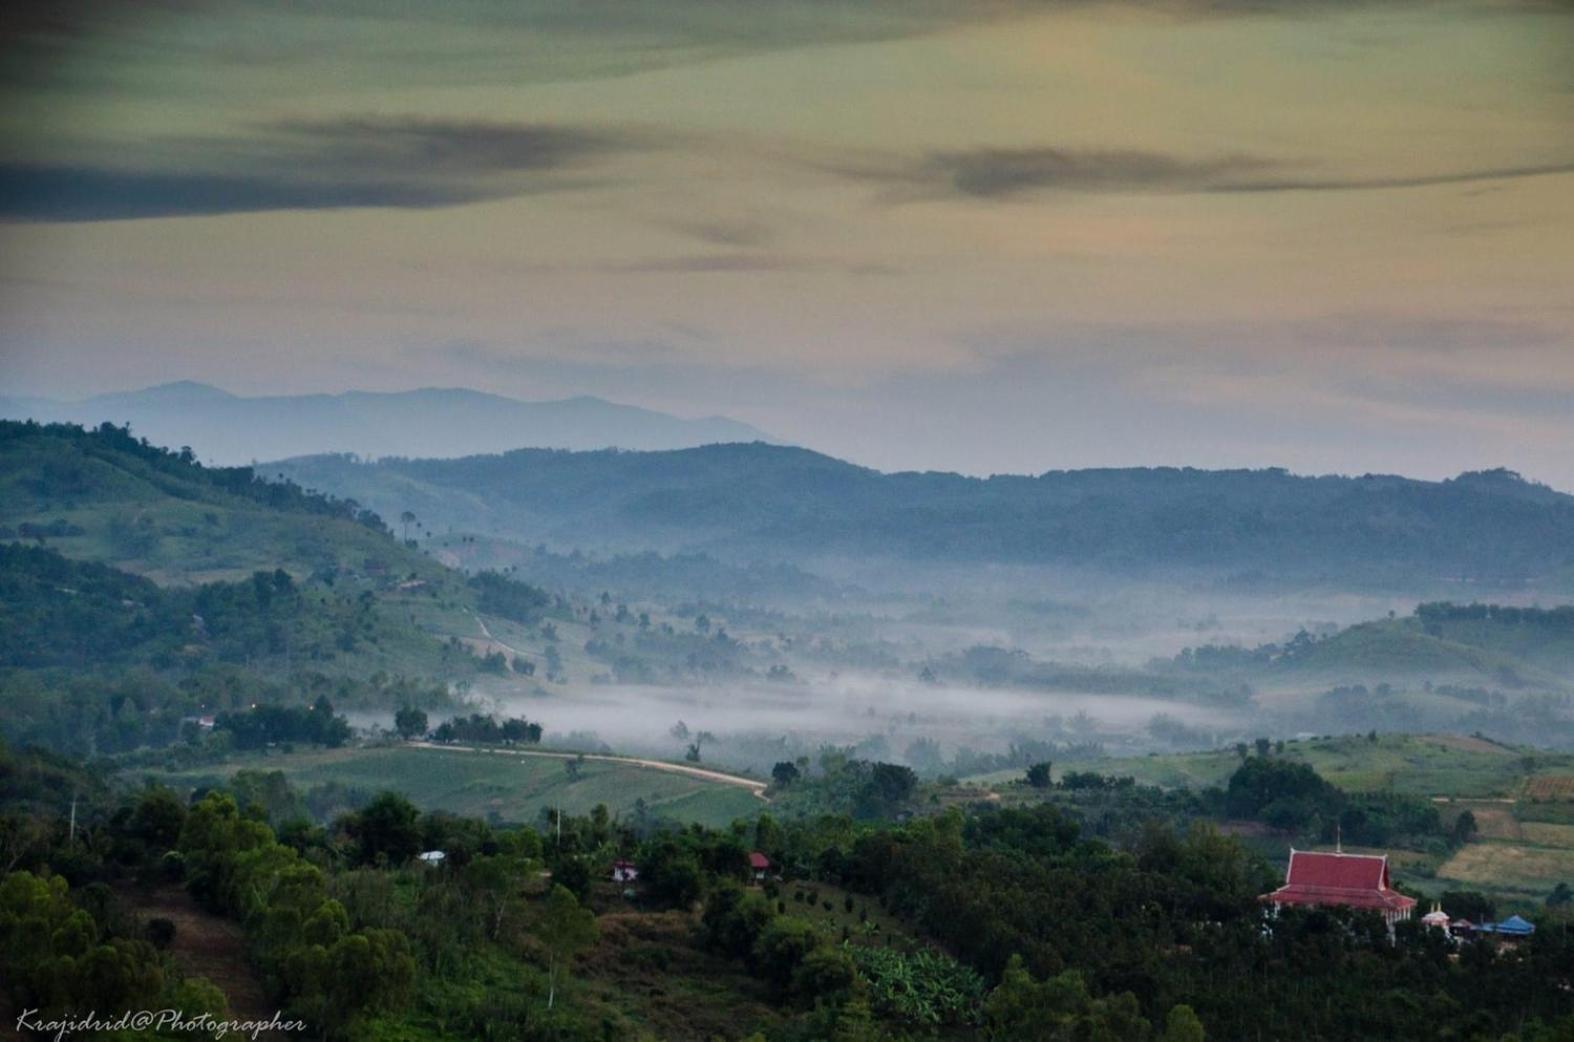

left=407, top=741, right=769, bottom=799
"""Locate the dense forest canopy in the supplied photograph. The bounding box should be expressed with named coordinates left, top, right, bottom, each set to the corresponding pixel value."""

left=276, top=446, right=1574, bottom=587
left=3, top=741, right=1571, bottom=1042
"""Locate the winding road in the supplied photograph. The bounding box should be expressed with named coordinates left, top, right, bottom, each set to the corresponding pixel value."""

left=407, top=740, right=770, bottom=799
left=447, top=612, right=769, bottom=800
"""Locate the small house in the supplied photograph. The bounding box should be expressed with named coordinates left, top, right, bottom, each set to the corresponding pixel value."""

left=1419, top=904, right=1452, bottom=937
left=749, top=851, right=770, bottom=883
left=612, top=859, right=638, bottom=884
left=417, top=850, right=446, bottom=867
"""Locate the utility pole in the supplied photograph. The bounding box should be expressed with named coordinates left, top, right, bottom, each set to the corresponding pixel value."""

left=68, top=791, right=78, bottom=844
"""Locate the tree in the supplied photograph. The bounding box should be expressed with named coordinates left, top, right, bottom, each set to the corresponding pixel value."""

left=983, top=955, right=1150, bottom=1041
left=131, top=785, right=188, bottom=850
left=549, top=854, right=592, bottom=901
left=1163, top=1004, right=1206, bottom=1042
left=639, top=841, right=705, bottom=909
left=753, top=916, right=822, bottom=995
left=463, top=854, right=532, bottom=940
left=1452, top=809, right=1478, bottom=844
left=1440, top=889, right=1495, bottom=922
left=350, top=792, right=422, bottom=866
left=771, top=761, right=801, bottom=789
left=1025, top=762, right=1053, bottom=789
left=1254, top=737, right=1272, bottom=758
left=536, top=884, right=597, bottom=1010
left=829, top=987, right=883, bottom=1042
left=393, top=706, right=428, bottom=741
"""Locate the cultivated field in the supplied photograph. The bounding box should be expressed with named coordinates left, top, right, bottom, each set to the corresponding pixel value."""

left=153, top=744, right=765, bottom=829
left=1436, top=843, right=1574, bottom=892
left=1526, top=774, right=1574, bottom=801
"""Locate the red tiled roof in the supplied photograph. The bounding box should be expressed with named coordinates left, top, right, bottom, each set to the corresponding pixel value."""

left=1260, top=850, right=1417, bottom=913
left=749, top=852, right=770, bottom=870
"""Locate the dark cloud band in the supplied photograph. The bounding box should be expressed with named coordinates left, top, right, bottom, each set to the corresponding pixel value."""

left=0, top=117, right=641, bottom=222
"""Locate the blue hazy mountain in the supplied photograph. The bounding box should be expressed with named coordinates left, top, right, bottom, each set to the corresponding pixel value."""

left=274, top=443, right=1574, bottom=590
left=0, top=382, right=771, bottom=463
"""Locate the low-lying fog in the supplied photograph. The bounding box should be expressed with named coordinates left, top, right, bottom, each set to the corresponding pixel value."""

left=455, top=674, right=1247, bottom=775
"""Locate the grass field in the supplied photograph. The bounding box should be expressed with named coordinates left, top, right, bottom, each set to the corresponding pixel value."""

left=1436, top=843, right=1574, bottom=893
left=972, top=734, right=1569, bottom=800
left=152, top=744, right=764, bottom=829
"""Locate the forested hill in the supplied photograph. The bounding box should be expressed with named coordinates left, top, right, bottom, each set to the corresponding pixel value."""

left=0, top=422, right=558, bottom=756
left=276, top=444, right=1574, bottom=588
left=0, top=420, right=421, bottom=584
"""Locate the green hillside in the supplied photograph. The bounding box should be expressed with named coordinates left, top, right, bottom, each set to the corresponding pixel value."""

left=0, top=422, right=564, bottom=757
left=1284, top=620, right=1541, bottom=684
left=0, top=420, right=450, bottom=586
left=1000, top=733, right=1569, bottom=799
left=152, top=744, right=765, bottom=829
left=0, top=544, right=476, bottom=680
left=1171, top=603, right=1574, bottom=692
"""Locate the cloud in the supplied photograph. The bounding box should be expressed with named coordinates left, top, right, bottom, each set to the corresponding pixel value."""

left=662, top=217, right=776, bottom=248
left=0, top=162, right=460, bottom=222
left=0, top=116, right=644, bottom=221
left=838, top=146, right=1574, bottom=201
left=925, top=147, right=1276, bottom=198
left=1209, top=162, right=1574, bottom=194
left=265, top=116, right=629, bottom=176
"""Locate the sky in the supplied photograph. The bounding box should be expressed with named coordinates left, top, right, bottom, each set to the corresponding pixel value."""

left=1, top=0, right=1571, bottom=485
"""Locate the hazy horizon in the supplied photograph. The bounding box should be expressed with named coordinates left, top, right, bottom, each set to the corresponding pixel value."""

left=2, top=1, right=1572, bottom=485
left=5, top=376, right=1574, bottom=492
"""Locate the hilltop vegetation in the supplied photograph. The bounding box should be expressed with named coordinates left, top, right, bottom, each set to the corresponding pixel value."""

left=0, top=420, right=409, bottom=585
left=0, top=544, right=461, bottom=677
left=276, top=445, right=1574, bottom=589
left=0, top=423, right=569, bottom=758
left=1173, top=602, right=1574, bottom=684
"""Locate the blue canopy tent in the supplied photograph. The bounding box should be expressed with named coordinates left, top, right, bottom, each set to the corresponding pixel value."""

left=1479, top=915, right=1535, bottom=937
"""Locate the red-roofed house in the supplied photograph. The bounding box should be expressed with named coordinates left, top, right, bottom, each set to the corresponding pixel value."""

left=1260, top=849, right=1417, bottom=926
left=749, top=851, right=771, bottom=883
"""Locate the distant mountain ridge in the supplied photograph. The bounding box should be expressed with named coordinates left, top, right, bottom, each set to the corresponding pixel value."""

left=274, top=443, right=1574, bottom=590
left=0, top=381, right=771, bottom=463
